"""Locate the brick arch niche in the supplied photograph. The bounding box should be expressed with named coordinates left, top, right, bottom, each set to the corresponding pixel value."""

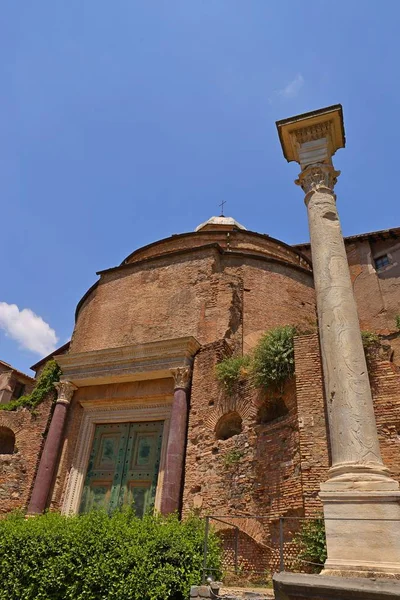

left=0, top=426, right=15, bottom=454
left=215, top=411, right=243, bottom=440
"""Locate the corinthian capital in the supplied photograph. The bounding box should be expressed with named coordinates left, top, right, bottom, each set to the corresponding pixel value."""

left=170, top=366, right=191, bottom=390
left=54, top=380, right=77, bottom=405
left=295, top=163, right=340, bottom=195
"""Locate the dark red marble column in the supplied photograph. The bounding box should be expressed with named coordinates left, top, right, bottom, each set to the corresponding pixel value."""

left=27, top=380, right=77, bottom=515
left=161, top=366, right=191, bottom=515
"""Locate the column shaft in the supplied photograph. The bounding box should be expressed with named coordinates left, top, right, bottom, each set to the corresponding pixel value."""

left=305, top=185, right=386, bottom=478
left=161, top=386, right=188, bottom=514
left=27, top=380, right=76, bottom=515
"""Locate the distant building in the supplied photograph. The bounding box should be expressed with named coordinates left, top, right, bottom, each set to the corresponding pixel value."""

left=0, top=360, right=35, bottom=405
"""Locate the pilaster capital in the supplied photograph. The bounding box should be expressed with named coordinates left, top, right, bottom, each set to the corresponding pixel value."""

left=295, top=163, right=340, bottom=197
left=170, top=366, right=191, bottom=390
left=54, top=380, right=77, bottom=405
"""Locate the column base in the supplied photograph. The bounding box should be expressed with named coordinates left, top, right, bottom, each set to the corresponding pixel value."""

left=320, top=487, right=400, bottom=577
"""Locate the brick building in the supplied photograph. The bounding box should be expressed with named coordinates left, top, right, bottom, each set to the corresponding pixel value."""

left=1, top=217, right=399, bottom=569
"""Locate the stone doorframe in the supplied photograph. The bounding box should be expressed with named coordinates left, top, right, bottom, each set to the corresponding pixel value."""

left=62, top=397, right=172, bottom=515
left=56, top=336, right=201, bottom=515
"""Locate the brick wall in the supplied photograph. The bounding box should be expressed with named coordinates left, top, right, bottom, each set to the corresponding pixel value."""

left=72, top=248, right=315, bottom=355
left=368, top=349, right=400, bottom=481
left=293, top=334, right=330, bottom=516
left=0, top=394, right=53, bottom=514
left=182, top=340, right=305, bottom=565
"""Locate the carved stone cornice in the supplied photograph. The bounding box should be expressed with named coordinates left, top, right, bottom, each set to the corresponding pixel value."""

left=291, top=121, right=332, bottom=145
left=55, top=336, right=201, bottom=387
left=276, top=105, right=345, bottom=168
left=295, top=164, right=340, bottom=196
left=170, top=366, right=191, bottom=390
left=54, top=381, right=77, bottom=405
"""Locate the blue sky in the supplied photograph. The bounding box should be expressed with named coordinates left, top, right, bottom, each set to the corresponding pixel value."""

left=1, top=1, right=400, bottom=374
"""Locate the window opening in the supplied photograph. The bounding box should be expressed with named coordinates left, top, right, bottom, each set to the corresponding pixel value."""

left=375, top=255, right=390, bottom=270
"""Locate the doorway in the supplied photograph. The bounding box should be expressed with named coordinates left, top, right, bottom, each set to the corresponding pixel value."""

left=79, top=421, right=163, bottom=516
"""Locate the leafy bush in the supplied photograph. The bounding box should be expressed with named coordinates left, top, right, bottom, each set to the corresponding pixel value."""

left=0, top=360, right=60, bottom=412
left=361, top=331, right=380, bottom=349
left=0, top=510, right=221, bottom=600
left=252, top=326, right=297, bottom=391
left=293, top=517, right=327, bottom=573
left=396, top=315, right=400, bottom=330
left=215, top=355, right=251, bottom=395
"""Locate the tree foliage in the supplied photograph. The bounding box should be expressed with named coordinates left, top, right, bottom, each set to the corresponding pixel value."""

left=0, top=510, right=221, bottom=600
left=0, top=360, right=60, bottom=412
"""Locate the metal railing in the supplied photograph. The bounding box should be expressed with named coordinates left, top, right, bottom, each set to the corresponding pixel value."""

left=202, top=514, right=400, bottom=584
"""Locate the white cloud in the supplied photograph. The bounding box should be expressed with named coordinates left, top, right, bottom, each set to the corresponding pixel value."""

left=0, top=302, right=58, bottom=356
left=278, top=73, right=304, bottom=98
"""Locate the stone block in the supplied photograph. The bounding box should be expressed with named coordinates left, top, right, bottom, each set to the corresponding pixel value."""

left=273, top=572, right=400, bottom=600
left=197, top=585, right=211, bottom=598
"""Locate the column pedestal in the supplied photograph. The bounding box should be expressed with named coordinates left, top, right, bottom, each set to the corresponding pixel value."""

left=27, top=380, right=76, bottom=515
left=160, top=366, right=191, bottom=515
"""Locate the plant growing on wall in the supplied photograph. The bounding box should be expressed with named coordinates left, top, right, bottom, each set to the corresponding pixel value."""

left=0, top=360, right=61, bottom=412
left=251, top=325, right=297, bottom=391
left=215, top=355, right=251, bottom=395
left=395, top=315, right=400, bottom=330
left=293, top=516, right=327, bottom=573
left=222, top=449, right=244, bottom=469
left=361, top=331, right=380, bottom=349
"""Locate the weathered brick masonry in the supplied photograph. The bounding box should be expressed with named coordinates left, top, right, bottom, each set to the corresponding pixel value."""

left=0, top=394, right=53, bottom=514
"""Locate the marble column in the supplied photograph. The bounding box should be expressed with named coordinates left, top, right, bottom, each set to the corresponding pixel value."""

left=276, top=105, right=400, bottom=576
left=298, top=163, right=391, bottom=484
left=160, top=366, right=191, bottom=515
left=27, top=380, right=77, bottom=515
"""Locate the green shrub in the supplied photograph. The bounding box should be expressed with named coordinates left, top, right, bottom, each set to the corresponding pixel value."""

left=396, top=315, right=400, bottom=330
left=293, top=517, right=327, bottom=573
left=0, top=510, right=221, bottom=600
left=215, top=355, right=251, bottom=395
left=361, top=331, right=380, bottom=349
left=252, top=326, right=297, bottom=391
left=0, top=359, right=60, bottom=412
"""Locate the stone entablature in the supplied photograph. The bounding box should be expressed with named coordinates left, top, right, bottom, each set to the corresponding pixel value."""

left=56, top=336, right=200, bottom=387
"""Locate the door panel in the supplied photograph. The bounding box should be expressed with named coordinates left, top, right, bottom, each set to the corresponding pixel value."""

left=121, top=422, right=163, bottom=516
left=80, top=421, right=163, bottom=516
left=79, top=423, right=129, bottom=514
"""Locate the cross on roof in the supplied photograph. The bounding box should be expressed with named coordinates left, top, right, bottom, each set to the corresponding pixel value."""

left=219, top=200, right=226, bottom=216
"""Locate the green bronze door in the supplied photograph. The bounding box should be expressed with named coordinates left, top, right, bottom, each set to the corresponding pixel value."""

left=79, top=421, right=163, bottom=516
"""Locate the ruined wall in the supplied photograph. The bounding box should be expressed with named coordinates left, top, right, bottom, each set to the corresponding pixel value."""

left=240, top=261, right=316, bottom=351
left=72, top=249, right=315, bottom=355
left=72, top=251, right=240, bottom=353
left=182, top=341, right=304, bottom=533
left=294, top=334, right=330, bottom=515
left=292, top=333, right=400, bottom=512
left=368, top=350, right=400, bottom=482
left=0, top=395, right=53, bottom=514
